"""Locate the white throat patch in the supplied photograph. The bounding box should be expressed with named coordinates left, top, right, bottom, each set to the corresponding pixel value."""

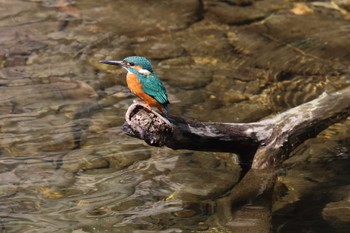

left=138, top=69, right=151, bottom=76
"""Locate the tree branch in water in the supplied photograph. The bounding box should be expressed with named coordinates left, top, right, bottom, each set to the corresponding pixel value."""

left=123, top=86, right=350, bottom=169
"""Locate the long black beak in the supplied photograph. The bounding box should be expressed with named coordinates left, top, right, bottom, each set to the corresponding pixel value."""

left=99, top=60, right=126, bottom=67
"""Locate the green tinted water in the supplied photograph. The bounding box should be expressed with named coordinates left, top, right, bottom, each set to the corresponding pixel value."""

left=0, top=0, right=349, bottom=232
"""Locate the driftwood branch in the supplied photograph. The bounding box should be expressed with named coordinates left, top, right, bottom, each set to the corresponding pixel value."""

left=123, top=86, right=350, bottom=169
left=122, top=87, right=350, bottom=232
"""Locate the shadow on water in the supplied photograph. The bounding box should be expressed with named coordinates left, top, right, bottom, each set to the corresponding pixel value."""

left=274, top=193, right=340, bottom=233
left=273, top=166, right=350, bottom=233
left=272, top=128, right=350, bottom=233
left=0, top=0, right=350, bottom=232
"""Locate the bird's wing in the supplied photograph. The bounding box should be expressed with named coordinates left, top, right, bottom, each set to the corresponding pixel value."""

left=138, top=73, right=169, bottom=105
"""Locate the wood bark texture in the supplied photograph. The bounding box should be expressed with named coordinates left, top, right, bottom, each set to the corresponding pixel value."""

left=123, top=86, right=350, bottom=169
left=122, top=86, right=350, bottom=232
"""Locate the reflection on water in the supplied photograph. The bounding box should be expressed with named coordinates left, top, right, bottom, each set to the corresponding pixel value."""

left=0, top=0, right=350, bottom=232
left=273, top=121, right=350, bottom=233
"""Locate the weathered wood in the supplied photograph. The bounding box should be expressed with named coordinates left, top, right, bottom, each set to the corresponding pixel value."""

left=123, top=86, right=350, bottom=169
left=253, top=87, right=350, bottom=168
left=123, top=86, right=350, bottom=232
left=212, top=168, right=277, bottom=232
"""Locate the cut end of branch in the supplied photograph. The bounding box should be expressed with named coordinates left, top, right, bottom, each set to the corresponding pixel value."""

left=123, top=103, right=174, bottom=147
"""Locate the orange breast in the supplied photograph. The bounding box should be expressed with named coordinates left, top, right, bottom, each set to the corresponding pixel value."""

left=126, top=73, right=164, bottom=113
left=126, top=73, right=143, bottom=97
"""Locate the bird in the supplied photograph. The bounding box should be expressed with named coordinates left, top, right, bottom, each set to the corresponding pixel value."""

left=100, top=56, right=169, bottom=116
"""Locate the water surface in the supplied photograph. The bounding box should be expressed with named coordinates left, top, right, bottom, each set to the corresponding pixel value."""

left=0, top=0, right=349, bottom=232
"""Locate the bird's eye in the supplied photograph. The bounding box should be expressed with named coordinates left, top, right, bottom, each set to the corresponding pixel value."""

left=129, top=62, right=135, bottom=66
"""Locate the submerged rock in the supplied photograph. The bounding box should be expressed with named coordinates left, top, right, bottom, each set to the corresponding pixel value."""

left=158, top=66, right=213, bottom=90
left=83, top=0, right=202, bottom=35
left=323, top=198, right=350, bottom=232
left=135, top=40, right=185, bottom=60
left=205, top=0, right=288, bottom=25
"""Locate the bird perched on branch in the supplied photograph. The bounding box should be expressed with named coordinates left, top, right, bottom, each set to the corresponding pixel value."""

left=100, top=56, right=169, bottom=116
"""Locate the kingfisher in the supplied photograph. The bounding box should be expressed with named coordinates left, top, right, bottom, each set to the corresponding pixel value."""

left=100, top=56, right=169, bottom=116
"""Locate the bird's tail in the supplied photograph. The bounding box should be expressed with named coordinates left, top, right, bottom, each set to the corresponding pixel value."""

left=163, top=105, right=169, bottom=117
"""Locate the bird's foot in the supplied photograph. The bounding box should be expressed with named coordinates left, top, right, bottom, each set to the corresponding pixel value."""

left=129, top=102, right=173, bottom=126
left=133, top=99, right=144, bottom=104
left=132, top=100, right=152, bottom=110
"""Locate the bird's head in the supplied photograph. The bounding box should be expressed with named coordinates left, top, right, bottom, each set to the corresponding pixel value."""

left=100, top=56, right=153, bottom=75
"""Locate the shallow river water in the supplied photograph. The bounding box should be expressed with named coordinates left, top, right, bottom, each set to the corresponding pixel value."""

left=0, top=0, right=350, bottom=232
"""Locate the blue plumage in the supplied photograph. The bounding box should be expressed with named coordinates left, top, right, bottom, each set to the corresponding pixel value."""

left=100, top=56, right=170, bottom=116
left=138, top=73, right=169, bottom=106
left=123, top=56, right=169, bottom=115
